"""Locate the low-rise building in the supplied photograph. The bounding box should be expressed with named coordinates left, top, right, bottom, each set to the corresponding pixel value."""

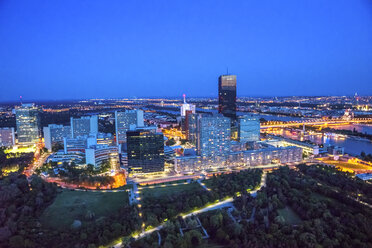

left=85, top=145, right=120, bottom=170
left=175, top=146, right=302, bottom=173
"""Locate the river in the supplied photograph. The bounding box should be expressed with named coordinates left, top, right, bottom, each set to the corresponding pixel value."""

left=271, top=129, right=372, bottom=156
left=329, top=124, right=372, bottom=135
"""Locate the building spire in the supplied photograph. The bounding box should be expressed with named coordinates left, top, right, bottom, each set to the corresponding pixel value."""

left=183, top=94, right=186, bottom=104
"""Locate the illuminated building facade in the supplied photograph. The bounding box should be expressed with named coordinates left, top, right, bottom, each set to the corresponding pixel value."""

left=15, top=103, right=40, bottom=144
left=218, top=75, right=237, bottom=120
left=70, top=116, right=98, bottom=138
left=127, top=128, right=164, bottom=174
left=115, top=110, right=144, bottom=145
left=175, top=146, right=302, bottom=173
left=0, top=127, right=15, bottom=147
left=197, top=115, right=231, bottom=159
left=238, top=115, right=260, bottom=142
left=186, top=113, right=201, bottom=144
left=43, top=124, right=71, bottom=151
left=63, top=136, right=87, bottom=154
left=180, top=94, right=196, bottom=117
left=85, top=144, right=119, bottom=169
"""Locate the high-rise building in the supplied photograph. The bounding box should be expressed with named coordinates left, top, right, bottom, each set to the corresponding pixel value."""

left=115, top=110, right=144, bottom=145
left=43, top=124, right=71, bottom=151
left=197, top=115, right=231, bottom=158
left=0, top=127, right=15, bottom=147
left=180, top=94, right=196, bottom=117
left=238, top=115, right=260, bottom=143
left=186, top=113, right=201, bottom=144
left=15, top=103, right=40, bottom=144
left=218, top=75, right=237, bottom=120
left=70, top=116, right=98, bottom=138
left=127, top=127, right=164, bottom=174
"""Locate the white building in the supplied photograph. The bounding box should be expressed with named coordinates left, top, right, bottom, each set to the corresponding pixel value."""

left=0, top=127, right=15, bottom=147
left=180, top=94, right=196, bottom=117
left=43, top=124, right=71, bottom=151
left=85, top=144, right=119, bottom=170
left=115, top=110, right=144, bottom=145
left=70, top=116, right=98, bottom=138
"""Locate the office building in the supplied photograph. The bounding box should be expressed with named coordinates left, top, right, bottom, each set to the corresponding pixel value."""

left=15, top=103, right=40, bottom=144
left=127, top=128, right=164, bottom=174
left=43, top=124, right=71, bottom=151
left=197, top=115, right=231, bottom=159
left=63, top=136, right=87, bottom=154
left=115, top=110, right=144, bottom=145
left=86, top=145, right=119, bottom=170
left=218, top=75, right=237, bottom=120
left=238, top=115, right=260, bottom=143
left=70, top=116, right=98, bottom=138
left=180, top=94, right=196, bottom=117
left=186, top=113, right=201, bottom=144
left=0, top=127, right=15, bottom=147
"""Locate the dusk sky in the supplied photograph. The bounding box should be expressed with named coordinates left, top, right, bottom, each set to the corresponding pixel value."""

left=0, top=0, right=372, bottom=101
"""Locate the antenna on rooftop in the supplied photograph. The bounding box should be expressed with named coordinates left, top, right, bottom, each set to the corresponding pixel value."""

left=20, top=96, right=23, bottom=105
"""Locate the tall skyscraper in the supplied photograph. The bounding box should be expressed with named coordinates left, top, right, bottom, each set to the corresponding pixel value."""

left=186, top=112, right=201, bottom=145
left=238, top=115, right=260, bottom=143
left=115, top=110, right=144, bottom=145
left=43, top=124, right=71, bottom=151
left=127, top=127, right=164, bottom=174
left=0, top=127, right=15, bottom=147
left=15, top=103, right=40, bottom=144
left=70, top=116, right=98, bottom=138
left=218, top=75, right=237, bottom=120
left=197, top=115, right=231, bottom=158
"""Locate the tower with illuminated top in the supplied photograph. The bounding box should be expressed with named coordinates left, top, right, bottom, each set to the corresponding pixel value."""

left=218, top=75, right=237, bottom=121
left=180, top=94, right=196, bottom=117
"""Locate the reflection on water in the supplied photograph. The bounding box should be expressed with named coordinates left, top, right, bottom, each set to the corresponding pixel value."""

left=330, top=124, right=372, bottom=135
left=274, top=129, right=372, bottom=156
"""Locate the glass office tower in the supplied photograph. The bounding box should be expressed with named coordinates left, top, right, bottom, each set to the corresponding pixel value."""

left=238, top=115, right=260, bottom=142
left=126, top=128, right=164, bottom=174
left=218, top=75, right=237, bottom=120
left=15, top=103, right=40, bottom=144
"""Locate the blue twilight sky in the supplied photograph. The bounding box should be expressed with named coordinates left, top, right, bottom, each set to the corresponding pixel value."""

left=0, top=0, right=372, bottom=101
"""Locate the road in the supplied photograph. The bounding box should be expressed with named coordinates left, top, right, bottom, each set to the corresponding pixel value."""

left=112, top=171, right=267, bottom=248
left=24, top=152, right=51, bottom=178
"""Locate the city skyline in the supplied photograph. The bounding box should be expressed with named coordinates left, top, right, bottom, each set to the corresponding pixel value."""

left=1, top=0, right=372, bottom=101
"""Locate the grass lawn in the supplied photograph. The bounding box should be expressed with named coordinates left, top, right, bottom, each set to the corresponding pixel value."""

left=41, top=190, right=129, bottom=230
left=277, top=206, right=302, bottom=225
left=141, top=182, right=203, bottom=199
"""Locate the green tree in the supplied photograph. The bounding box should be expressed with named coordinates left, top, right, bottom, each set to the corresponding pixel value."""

left=9, top=235, right=24, bottom=248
